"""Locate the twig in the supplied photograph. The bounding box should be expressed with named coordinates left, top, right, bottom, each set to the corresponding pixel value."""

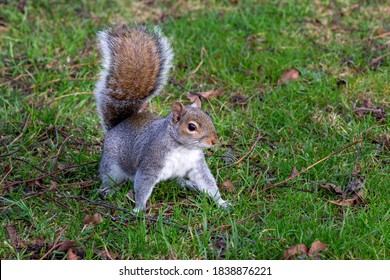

left=217, top=120, right=262, bottom=175
left=263, top=138, right=364, bottom=192
left=357, top=31, right=390, bottom=42
left=40, top=227, right=67, bottom=260
left=47, top=134, right=73, bottom=171
left=0, top=149, right=19, bottom=158
left=234, top=122, right=262, bottom=164
left=7, top=115, right=30, bottom=147
left=68, top=61, right=99, bottom=69
left=103, top=245, right=114, bottom=260
left=0, top=160, right=12, bottom=186
left=190, top=59, right=203, bottom=75
left=169, top=78, right=198, bottom=94
left=2, top=161, right=97, bottom=189
left=53, top=92, right=93, bottom=101
left=211, top=211, right=263, bottom=233
left=367, top=52, right=390, bottom=67
left=0, top=73, right=30, bottom=87
left=61, top=195, right=189, bottom=232
left=23, top=78, right=92, bottom=91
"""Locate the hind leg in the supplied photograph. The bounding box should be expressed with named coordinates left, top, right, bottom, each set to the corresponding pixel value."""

left=99, top=163, right=128, bottom=197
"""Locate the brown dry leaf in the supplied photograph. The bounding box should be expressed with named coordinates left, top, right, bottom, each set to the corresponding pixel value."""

left=5, top=225, right=21, bottom=249
left=67, top=249, right=79, bottom=260
left=192, top=89, right=224, bottom=99
left=209, top=235, right=227, bottom=259
left=320, top=183, right=343, bottom=194
left=231, top=94, right=249, bottom=109
left=308, top=240, right=328, bottom=258
left=246, top=34, right=267, bottom=51
left=278, top=68, right=300, bottom=85
left=347, top=176, right=365, bottom=193
left=329, top=191, right=364, bottom=207
left=83, top=213, right=103, bottom=225
left=83, top=214, right=93, bottom=225
left=58, top=240, right=76, bottom=252
left=290, top=166, right=299, bottom=181
left=222, top=180, right=235, bottom=192
left=353, top=98, right=386, bottom=122
left=187, top=93, right=202, bottom=108
left=92, top=213, right=103, bottom=224
left=283, top=244, right=308, bottom=260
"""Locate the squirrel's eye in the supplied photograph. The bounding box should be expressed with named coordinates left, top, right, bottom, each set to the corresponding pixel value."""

left=188, top=123, right=197, bottom=131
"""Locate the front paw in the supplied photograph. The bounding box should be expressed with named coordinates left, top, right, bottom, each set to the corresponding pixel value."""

left=219, top=200, right=234, bottom=212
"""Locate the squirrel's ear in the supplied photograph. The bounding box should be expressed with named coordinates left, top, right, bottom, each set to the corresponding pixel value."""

left=172, top=102, right=186, bottom=123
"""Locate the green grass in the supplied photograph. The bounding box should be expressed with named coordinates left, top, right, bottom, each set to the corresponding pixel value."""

left=0, top=0, right=389, bottom=260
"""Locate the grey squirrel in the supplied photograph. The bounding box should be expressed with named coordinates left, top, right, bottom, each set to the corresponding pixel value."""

left=94, top=23, right=230, bottom=212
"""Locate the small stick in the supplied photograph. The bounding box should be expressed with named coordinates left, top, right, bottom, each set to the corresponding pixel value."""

left=190, top=59, right=203, bottom=75
left=234, top=128, right=262, bottom=164
left=47, top=134, right=73, bottom=171
left=53, top=92, right=93, bottom=101
left=263, top=138, right=364, bottom=191
left=61, top=195, right=189, bottom=232
left=367, top=52, right=390, bottom=67
left=2, top=161, right=97, bottom=189
left=0, top=73, right=30, bottom=87
left=7, top=115, right=30, bottom=147
left=40, top=227, right=67, bottom=260
left=211, top=211, right=263, bottom=233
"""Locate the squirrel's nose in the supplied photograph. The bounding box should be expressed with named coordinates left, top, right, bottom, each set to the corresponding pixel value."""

left=210, top=136, right=218, bottom=145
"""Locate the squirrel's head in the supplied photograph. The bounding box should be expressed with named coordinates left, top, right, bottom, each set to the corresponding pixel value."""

left=170, top=101, right=218, bottom=149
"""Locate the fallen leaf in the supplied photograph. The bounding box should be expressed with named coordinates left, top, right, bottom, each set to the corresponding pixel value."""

left=5, top=225, right=21, bottom=249
left=283, top=244, right=308, bottom=260
left=209, top=235, right=227, bottom=259
left=92, top=213, right=103, bottom=224
left=320, top=183, right=343, bottom=195
left=67, top=249, right=79, bottom=260
left=308, top=240, right=328, bottom=258
left=353, top=98, right=386, bottom=122
left=222, top=180, right=234, bottom=192
left=187, top=93, right=202, bottom=108
left=290, top=166, right=299, bottom=181
left=58, top=240, right=76, bottom=252
left=329, top=193, right=363, bottom=207
left=278, top=68, right=300, bottom=85
left=83, top=214, right=93, bottom=225
left=231, top=94, right=249, bottom=109
left=246, top=34, right=267, bottom=51
left=189, top=89, right=224, bottom=100
left=83, top=213, right=103, bottom=225
left=347, top=176, right=365, bottom=193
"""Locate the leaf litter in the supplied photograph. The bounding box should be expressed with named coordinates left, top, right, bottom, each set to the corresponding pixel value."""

left=353, top=97, right=386, bottom=122
left=320, top=174, right=366, bottom=207
left=283, top=240, right=328, bottom=260
left=278, top=68, right=300, bottom=85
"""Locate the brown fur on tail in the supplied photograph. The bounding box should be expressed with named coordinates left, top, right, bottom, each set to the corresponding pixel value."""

left=95, top=23, right=173, bottom=130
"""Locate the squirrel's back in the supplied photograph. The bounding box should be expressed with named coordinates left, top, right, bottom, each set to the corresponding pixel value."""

left=94, top=23, right=173, bottom=131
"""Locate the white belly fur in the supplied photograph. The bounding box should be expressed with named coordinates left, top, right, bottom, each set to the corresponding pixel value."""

left=159, top=148, right=202, bottom=181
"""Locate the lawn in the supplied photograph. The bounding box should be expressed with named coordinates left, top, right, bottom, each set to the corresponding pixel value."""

left=0, top=0, right=389, bottom=260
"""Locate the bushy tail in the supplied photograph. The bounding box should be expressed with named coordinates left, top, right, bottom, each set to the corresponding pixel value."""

left=94, top=23, right=173, bottom=131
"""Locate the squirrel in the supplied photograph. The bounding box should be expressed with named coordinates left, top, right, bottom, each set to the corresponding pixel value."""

left=94, top=23, right=230, bottom=212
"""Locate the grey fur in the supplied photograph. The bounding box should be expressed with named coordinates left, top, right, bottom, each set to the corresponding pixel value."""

left=95, top=24, right=230, bottom=212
